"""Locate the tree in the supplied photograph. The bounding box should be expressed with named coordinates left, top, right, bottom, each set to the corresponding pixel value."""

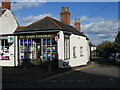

left=96, top=41, right=115, bottom=56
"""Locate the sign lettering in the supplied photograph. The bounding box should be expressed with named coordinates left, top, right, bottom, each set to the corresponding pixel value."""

left=19, top=34, right=55, bottom=39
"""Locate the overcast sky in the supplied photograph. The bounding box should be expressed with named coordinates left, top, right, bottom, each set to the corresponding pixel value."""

left=0, top=1, right=119, bottom=45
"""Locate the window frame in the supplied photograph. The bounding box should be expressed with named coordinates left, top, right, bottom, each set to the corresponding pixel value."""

left=0, top=37, right=11, bottom=60
left=64, top=35, right=70, bottom=60
left=73, top=46, right=77, bottom=58
left=80, top=47, right=84, bottom=57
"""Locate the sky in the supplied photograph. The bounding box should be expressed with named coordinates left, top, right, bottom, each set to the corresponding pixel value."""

left=0, top=0, right=119, bottom=46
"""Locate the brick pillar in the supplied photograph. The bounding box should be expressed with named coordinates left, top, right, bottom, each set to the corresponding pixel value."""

left=2, top=0, right=11, bottom=10
left=60, top=7, right=70, bottom=25
left=74, top=19, right=81, bottom=31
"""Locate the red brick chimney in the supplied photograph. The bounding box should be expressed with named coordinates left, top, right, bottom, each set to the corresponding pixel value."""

left=2, top=0, right=11, bottom=10
left=74, top=19, right=81, bottom=31
left=60, top=7, right=70, bottom=25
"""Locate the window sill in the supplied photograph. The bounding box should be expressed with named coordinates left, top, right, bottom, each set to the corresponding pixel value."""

left=73, top=56, right=77, bottom=58
left=65, top=58, right=70, bottom=60
left=80, top=55, right=84, bottom=57
left=0, top=59, right=10, bottom=60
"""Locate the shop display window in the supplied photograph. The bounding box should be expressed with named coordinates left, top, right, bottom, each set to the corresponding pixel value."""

left=19, top=37, right=57, bottom=61
left=19, top=39, right=35, bottom=60
left=42, top=38, right=56, bottom=61
left=0, top=39, right=11, bottom=60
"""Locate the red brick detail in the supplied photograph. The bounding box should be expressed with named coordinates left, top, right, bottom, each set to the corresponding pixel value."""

left=74, top=22, right=80, bottom=31
left=2, top=0, right=11, bottom=10
left=16, top=26, right=26, bottom=32
left=60, top=11, right=70, bottom=25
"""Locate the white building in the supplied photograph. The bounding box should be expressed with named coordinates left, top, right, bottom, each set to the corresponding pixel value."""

left=0, top=1, right=90, bottom=68
left=0, top=0, right=18, bottom=66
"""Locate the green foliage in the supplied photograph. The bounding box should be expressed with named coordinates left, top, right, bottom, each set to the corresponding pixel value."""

left=97, top=41, right=115, bottom=53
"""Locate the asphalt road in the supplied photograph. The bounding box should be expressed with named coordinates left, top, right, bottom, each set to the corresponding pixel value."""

left=2, top=57, right=120, bottom=89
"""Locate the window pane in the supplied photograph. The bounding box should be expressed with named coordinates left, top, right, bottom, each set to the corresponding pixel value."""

left=0, top=38, right=11, bottom=60
left=73, top=47, right=77, bottom=58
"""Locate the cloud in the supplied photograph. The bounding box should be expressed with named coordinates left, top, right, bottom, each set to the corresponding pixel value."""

left=79, top=16, right=118, bottom=45
left=17, top=14, right=118, bottom=46
left=17, top=13, right=57, bottom=25
left=80, top=16, right=88, bottom=21
left=11, top=2, right=46, bottom=11
left=17, top=13, right=60, bottom=26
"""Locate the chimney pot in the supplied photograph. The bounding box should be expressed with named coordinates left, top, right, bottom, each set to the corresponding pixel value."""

left=78, top=19, right=80, bottom=22
left=66, top=7, right=68, bottom=11
left=62, top=6, right=65, bottom=12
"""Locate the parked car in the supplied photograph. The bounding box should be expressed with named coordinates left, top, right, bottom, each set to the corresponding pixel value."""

left=115, top=53, right=120, bottom=65
left=109, top=53, right=116, bottom=61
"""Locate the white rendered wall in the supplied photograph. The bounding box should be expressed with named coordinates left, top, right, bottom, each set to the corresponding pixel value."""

left=57, top=31, right=65, bottom=68
left=0, top=36, right=18, bottom=67
left=0, top=9, right=18, bottom=34
left=0, top=41, right=14, bottom=66
left=0, top=10, right=18, bottom=67
left=58, top=32, right=90, bottom=68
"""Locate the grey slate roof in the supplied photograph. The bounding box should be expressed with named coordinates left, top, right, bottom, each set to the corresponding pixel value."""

left=14, top=16, right=88, bottom=39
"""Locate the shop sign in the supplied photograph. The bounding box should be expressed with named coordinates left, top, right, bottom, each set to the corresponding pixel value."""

left=55, top=36, right=59, bottom=42
left=19, top=34, right=55, bottom=39
left=7, top=36, right=14, bottom=43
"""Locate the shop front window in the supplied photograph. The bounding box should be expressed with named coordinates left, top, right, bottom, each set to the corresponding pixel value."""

left=19, top=38, right=57, bottom=61
left=0, top=38, right=12, bottom=60
left=42, top=38, right=56, bottom=61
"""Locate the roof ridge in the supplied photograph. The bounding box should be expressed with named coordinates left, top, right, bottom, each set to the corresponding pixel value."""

left=47, top=17, right=62, bottom=29
left=16, top=26, right=26, bottom=31
left=16, top=16, right=49, bottom=31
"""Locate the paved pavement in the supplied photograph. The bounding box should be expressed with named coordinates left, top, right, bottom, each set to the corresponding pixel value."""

left=2, top=66, right=61, bottom=83
left=2, top=57, right=120, bottom=89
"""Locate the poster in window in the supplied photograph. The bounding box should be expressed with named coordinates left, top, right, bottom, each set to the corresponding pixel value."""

left=24, top=40, right=27, bottom=45
left=28, top=40, right=32, bottom=45
left=43, top=54, right=47, bottom=59
left=47, top=39, right=50, bottom=45
left=20, top=40, right=23, bottom=45
left=43, top=39, right=46, bottom=45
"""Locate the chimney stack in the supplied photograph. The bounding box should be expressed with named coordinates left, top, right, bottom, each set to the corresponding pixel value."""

left=60, top=7, right=70, bottom=25
left=74, top=19, right=81, bottom=31
left=2, top=0, right=11, bottom=10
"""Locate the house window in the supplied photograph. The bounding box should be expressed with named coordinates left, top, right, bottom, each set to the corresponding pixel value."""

left=64, top=35, right=70, bottom=60
left=80, top=47, right=84, bottom=57
left=73, top=47, right=77, bottom=58
left=0, top=37, right=12, bottom=60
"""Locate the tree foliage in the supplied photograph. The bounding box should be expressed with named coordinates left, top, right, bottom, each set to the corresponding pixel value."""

left=97, top=41, right=115, bottom=53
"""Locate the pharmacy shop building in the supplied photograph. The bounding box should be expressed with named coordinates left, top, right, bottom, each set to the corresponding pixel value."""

left=0, top=16, right=90, bottom=68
